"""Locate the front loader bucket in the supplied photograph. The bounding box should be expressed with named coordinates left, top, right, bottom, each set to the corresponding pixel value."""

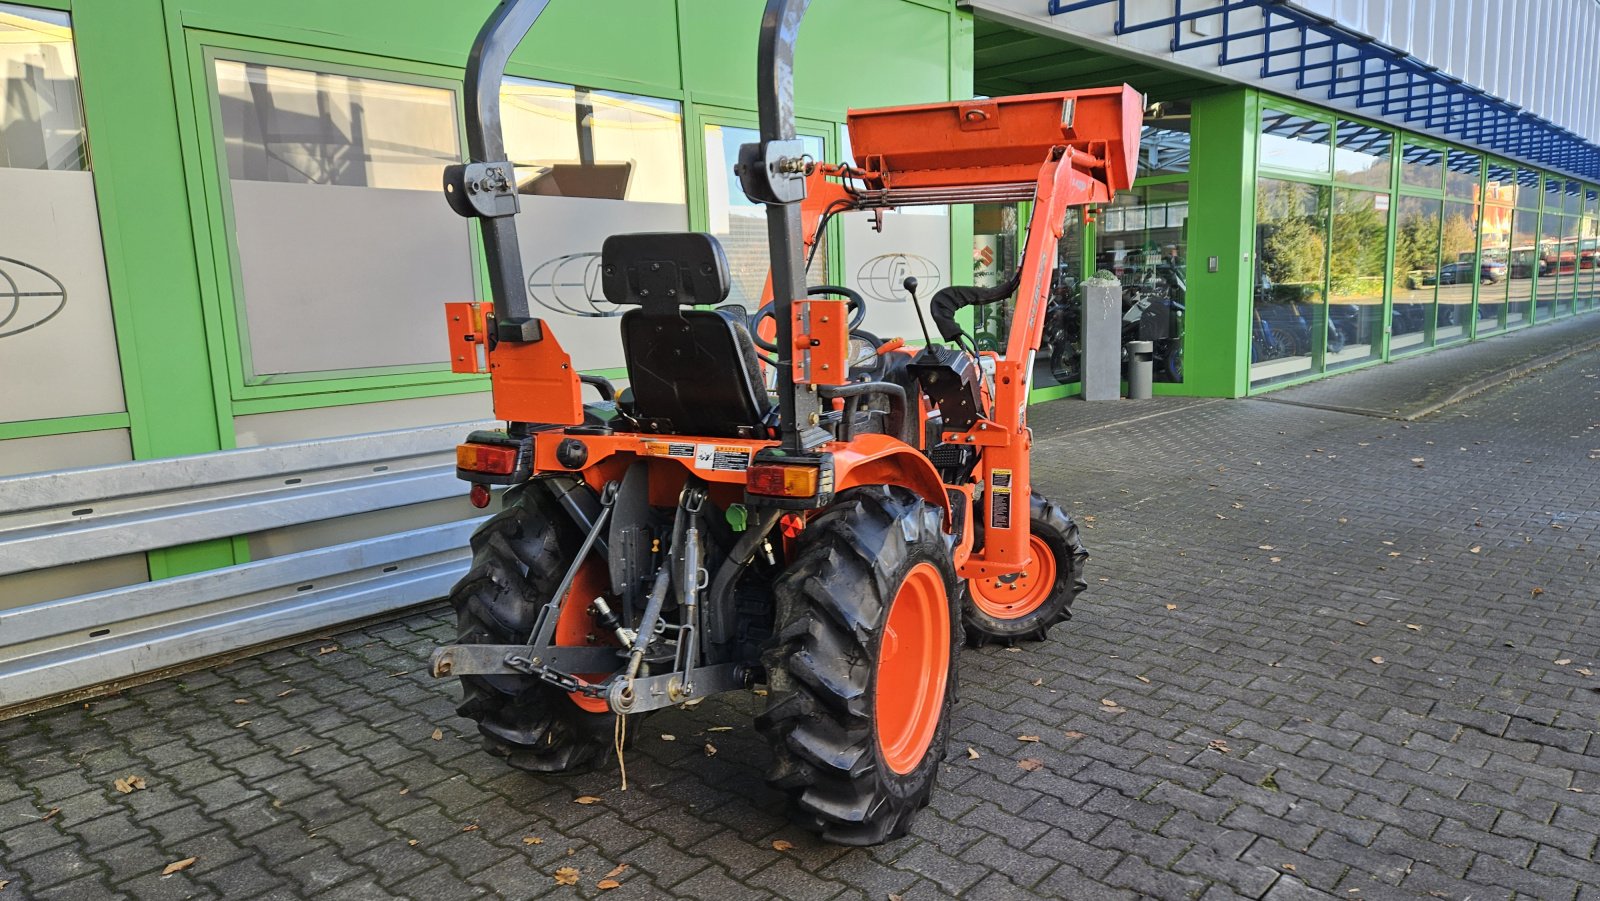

left=846, top=85, right=1142, bottom=194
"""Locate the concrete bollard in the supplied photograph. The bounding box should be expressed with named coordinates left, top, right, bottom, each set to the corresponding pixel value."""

left=1126, top=340, right=1154, bottom=399
left=1080, top=280, right=1121, bottom=401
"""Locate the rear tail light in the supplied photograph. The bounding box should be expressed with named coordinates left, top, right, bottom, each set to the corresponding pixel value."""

left=457, top=443, right=519, bottom=476
left=747, top=464, right=819, bottom=498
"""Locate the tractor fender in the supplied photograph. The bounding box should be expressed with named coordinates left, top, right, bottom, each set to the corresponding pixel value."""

left=831, top=433, right=951, bottom=525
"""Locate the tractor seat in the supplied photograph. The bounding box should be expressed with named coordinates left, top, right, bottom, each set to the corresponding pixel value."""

left=601, top=232, right=771, bottom=439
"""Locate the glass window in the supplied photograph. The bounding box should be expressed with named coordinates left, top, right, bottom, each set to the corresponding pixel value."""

left=1, top=5, right=125, bottom=427
left=1400, top=141, right=1444, bottom=191
left=1537, top=177, right=1567, bottom=321
left=501, top=78, right=684, bottom=204
left=1582, top=188, right=1598, bottom=311
left=1252, top=179, right=1327, bottom=387
left=1445, top=148, right=1481, bottom=199
left=1139, top=100, right=1190, bottom=177
left=1507, top=208, right=1537, bottom=327
left=1333, top=120, right=1391, bottom=187
left=1259, top=109, right=1331, bottom=177
left=703, top=124, right=826, bottom=308
left=1, top=4, right=85, bottom=171
left=501, top=78, right=688, bottom=372
left=971, top=202, right=1019, bottom=354
left=1478, top=173, right=1513, bottom=335
left=213, top=59, right=474, bottom=380
left=1392, top=195, right=1441, bottom=353
left=1437, top=199, right=1479, bottom=343
left=1327, top=188, right=1388, bottom=370
left=1094, top=182, right=1187, bottom=383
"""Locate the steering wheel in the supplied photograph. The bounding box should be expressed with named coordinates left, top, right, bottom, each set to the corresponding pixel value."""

left=751, top=285, right=868, bottom=353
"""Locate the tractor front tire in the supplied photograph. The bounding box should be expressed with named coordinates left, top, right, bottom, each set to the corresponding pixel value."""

left=963, top=492, right=1088, bottom=647
left=449, top=481, right=621, bottom=773
left=758, top=486, right=962, bottom=846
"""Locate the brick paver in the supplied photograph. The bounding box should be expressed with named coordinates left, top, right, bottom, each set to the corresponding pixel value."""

left=2, top=349, right=1598, bottom=899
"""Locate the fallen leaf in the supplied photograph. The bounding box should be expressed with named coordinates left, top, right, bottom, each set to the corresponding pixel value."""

left=1030, top=678, right=1044, bottom=687
left=523, top=836, right=543, bottom=845
left=1469, top=546, right=1482, bottom=554
left=39, top=807, right=59, bottom=822
left=706, top=726, right=733, bottom=733
left=772, top=840, right=794, bottom=852
left=752, top=688, right=768, bottom=697
left=1165, top=604, right=1178, bottom=611
left=1370, top=656, right=1385, bottom=665
left=1270, top=557, right=1281, bottom=563
left=277, top=689, right=294, bottom=697
left=1282, top=863, right=1297, bottom=872
left=966, top=747, right=980, bottom=760
left=431, top=729, right=443, bottom=741
left=235, top=721, right=251, bottom=728
left=1531, top=587, right=1545, bottom=598
left=113, top=775, right=147, bottom=794
left=1017, top=734, right=1040, bottom=742
left=598, top=880, right=622, bottom=890
left=233, top=698, right=249, bottom=705
left=1208, top=739, right=1231, bottom=753
left=704, top=743, right=718, bottom=757
left=1100, top=698, right=1119, bottom=708
left=661, top=734, right=676, bottom=742
left=1406, top=624, right=1421, bottom=631
left=604, top=864, right=629, bottom=879
left=318, top=645, right=338, bottom=655
left=162, top=857, right=197, bottom=876
left=1136, top=675, right=1151, bottom=684
left=1337, top=517, right=1348, bottom=524
left=1555, top=659, right=1572, bottom=666
left=553, top=866, right=579, bottom=886
left=1064, top=731, right=1085, bottom=739
left=407, top=839, right=418, bottom=846
left=1018, top=757, right=1045, bottom=772
left=1578, top=668, right=1594, bottom=677
left=574, top=796, right=602, bottom=805
left=288, top=746, right=310, bottom=756
left=461, top=824, right=479, bottom=833
left=1258, top=545, right=1274, bottom=551
left=1388, top=552, right=1402, bottom=557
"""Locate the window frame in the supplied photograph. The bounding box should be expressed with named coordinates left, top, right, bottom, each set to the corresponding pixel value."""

left=185, top=36, right=484, bottom=405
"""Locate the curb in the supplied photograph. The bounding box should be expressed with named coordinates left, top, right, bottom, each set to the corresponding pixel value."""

left=1400, top=332, right=1600, bottom=421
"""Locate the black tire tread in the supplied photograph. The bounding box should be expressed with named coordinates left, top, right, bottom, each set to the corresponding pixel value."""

left=963, top=491, right=1089, bottom=647
left=449, top=481, right=621, bottom=774
left=757, top=486, right=962, bottom=845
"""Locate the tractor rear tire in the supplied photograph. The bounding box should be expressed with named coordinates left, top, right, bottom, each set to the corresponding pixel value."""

left=963, top=492, right=1088, bottom=647
left=448, top=481, right=622, bottom=773
left=758, top=486, right=962, bottom=846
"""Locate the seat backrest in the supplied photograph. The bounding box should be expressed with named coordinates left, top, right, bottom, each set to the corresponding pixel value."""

left=601, top=233, right=770, bottom=438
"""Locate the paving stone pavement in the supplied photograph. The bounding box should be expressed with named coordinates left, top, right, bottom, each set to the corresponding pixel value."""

left=2, top=350, right=1599, bottom=900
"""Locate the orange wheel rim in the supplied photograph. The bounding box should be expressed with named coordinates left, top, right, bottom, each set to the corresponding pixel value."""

left=968, top=535, right=1055, bottom=620
left=874, top=562, right=951, bottom=776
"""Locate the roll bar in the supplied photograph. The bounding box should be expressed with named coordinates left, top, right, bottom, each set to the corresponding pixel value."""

left=443, top=0, right=551, bottom=344
left=738, top=0, right=826, bottom=453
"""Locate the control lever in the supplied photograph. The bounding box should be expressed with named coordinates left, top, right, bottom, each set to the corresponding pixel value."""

left=903, top=276, right=936, bottom=349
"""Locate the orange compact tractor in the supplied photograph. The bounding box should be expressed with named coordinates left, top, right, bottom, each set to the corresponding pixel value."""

left=431, top=0, right=1140, bottom=844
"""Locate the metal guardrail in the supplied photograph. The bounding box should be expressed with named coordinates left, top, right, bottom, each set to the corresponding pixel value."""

left=0, top=422, right=494, bottom=708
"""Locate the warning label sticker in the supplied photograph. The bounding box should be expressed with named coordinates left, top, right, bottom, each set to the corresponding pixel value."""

left=694, top=444, right=751, bottom=472
left=990, top=468, right=1013, bottom=529
left=644, top=441, right=696, bottom=460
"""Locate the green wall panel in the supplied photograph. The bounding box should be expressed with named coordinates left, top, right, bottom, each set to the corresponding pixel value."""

left=681, top=0, right=957, bottom=116
left=1184, top=88, right=1256, bottom=398
left=73, top=0, right=238, bottom=577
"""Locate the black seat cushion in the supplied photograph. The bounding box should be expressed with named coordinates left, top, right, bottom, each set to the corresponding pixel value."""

left=620, top=309, right=770, bottom=437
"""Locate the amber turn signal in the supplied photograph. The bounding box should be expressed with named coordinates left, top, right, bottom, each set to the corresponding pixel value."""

left=746, top=464, right=819, bottom=498
left=456, top=443, right=519, bottom=475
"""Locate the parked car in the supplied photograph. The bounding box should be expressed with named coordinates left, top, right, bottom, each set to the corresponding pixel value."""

left=1406, top=260, right=1507, bottom=288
